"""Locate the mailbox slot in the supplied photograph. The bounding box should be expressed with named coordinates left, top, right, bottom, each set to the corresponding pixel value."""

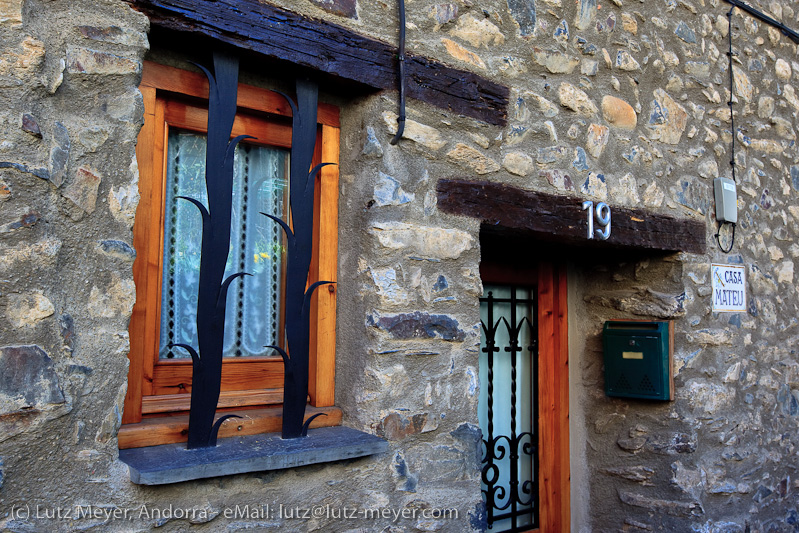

left=603, top=320, right=674, bottom=401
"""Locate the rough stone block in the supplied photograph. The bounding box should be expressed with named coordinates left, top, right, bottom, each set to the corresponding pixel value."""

left=602, top=95, right=636, bottom=130
left=441, top=38, right=486, bottom=69
left=532, top=47, right=579, bottom=74
left=76, top=25, right=148, bottom=48
left=309, top=0, right=357, bottom=19
left=66, top=46, right=139, bottom=75
left=674, top=21, right=697, bottom=43
left=572, top=147, right=589, bottom=171
left=0, top=211, right=39, bottom=233
left=382, top=111, right=446, bottom=151
left=622, top=13, right=637, bottom=34
left=368, top=311, right=466, bottom=341
left=78, top=126, right=109, bottom=152
left=49, top=122, right=70, bottom=188
left=586, top=123, right=609, bottom=157
left=430, top=3, right=458, bottom=27
left=391, top=451, right=418, bottom=492
left=619, top=491, right=703, bottom=517
left=0, top=0, right=22, bottom=24
left=109, top=170, right=140, bottom=229
left=506, top=0, right=535, bottom=36
left=684, top=379, right=735, bottom=414
left=586, top=288, right=686, bottom=318
left=58, top=314, right=76, bottom=353
left=502, top=151, right=533, bottom=176
left=376, top=412, right=434, bottom=440
left=615, top=50, right=640, bottom=71
left=373, top=172, right=414, bottom=207
left=559, top=83, right=598, bottom=116
left=574, top=0, right=596, bottom=30
left=648, top=89, right=687, bottom=144
left=602, top=466, right=655, bottom=485
left=21, top=113, right=42, bottom=138
left=62, top=166, right=101, bottom=213
left=540, top=169, right=575, bottom=192
left=446, top=143, right=499, bottom=174
left=776, top=58, right=792, bottom=81
left=0, top=345, right=64, bottom=413
left=370, top=221, right=474, bottom=260
left=97, top=239, right=136, bottom=261
left=0, top=237, right=61, bottom=273
left=87, top=273, right=135, bottom=318
left=450, top=14, right=504, bottom=48
left=370, top=267, right=410, bottom=305
left=6, top=291, right=55, bottom=328
left=0, top=36, right=45, bottom=80
left=580, top=171, right=607, bottom=199
left=361, top=126, right=383, bottom=157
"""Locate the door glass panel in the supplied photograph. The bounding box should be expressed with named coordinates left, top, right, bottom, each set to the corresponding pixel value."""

left=479, top=284, right=538, bottom=532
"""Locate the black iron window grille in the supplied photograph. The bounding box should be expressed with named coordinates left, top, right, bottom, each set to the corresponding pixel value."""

left=121, top=56, right=343, bottom=451
left=480, top=285, right=539, bottom=532
left=174, top=53, right=331, bottom=446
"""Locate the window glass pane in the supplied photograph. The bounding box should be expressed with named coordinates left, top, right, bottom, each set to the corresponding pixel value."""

left=159, top=129, right=288, bottom=359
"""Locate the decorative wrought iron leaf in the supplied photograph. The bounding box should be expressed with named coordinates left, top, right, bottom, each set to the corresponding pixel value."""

left=180, top=51, right=247, bottom=449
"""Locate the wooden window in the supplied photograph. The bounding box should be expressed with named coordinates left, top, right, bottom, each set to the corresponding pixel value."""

left=120, top=61, right=341, bottom=449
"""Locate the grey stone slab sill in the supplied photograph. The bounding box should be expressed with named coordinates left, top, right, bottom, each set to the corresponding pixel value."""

left=119, top=426, right=388, bottom=485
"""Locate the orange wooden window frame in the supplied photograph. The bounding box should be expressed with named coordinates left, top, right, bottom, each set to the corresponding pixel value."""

left=120, top=61, right=340, bottom=449
left=480, top=260, right=570, bottom=533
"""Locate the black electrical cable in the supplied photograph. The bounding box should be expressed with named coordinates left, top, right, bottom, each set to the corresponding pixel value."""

left=715, top=6, right=737, bottom=254
left=723, top=0, right=799, bottom=44
left=726, top=10, right=737, bottom=186
left=715, top=223, right=736, bottom=254
left=389, top=0, right=406, bottom=145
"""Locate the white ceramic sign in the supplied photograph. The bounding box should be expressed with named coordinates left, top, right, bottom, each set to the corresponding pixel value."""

left=711, top=263, right=746, bottom=312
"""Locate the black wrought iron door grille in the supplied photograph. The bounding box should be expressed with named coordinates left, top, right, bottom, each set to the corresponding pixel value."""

left=480, top=287, right=539, bottom=532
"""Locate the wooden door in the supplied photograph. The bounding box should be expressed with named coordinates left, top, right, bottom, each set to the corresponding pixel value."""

left=479, top=254, right=570, bottom=533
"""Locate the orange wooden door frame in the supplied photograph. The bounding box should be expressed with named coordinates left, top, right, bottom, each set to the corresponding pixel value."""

left=536, top=262, right=570, bottom=532
left=480, top=256, right=570, bottom=533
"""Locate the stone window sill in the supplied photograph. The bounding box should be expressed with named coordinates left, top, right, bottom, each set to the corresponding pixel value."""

left=118, top=426, right=387, bottom=485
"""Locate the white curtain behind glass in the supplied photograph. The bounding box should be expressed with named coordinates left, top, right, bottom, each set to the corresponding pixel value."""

left=159, top=129, right=288, bottom=359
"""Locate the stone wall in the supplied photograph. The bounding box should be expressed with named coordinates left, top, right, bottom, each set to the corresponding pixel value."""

left=0, top=0, right=148, bottom=527
left=1, top=0, right=799, bottom=531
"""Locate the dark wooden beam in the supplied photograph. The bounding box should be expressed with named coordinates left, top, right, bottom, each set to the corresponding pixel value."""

left=126, top=0, right=509, bottom=126
left=437, top=179, right=707, bottom=254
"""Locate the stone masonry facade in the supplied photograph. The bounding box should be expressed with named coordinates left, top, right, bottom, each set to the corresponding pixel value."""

left=1, top=0, right=799, bottom=531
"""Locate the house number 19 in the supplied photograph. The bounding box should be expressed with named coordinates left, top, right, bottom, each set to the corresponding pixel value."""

left=582, top=201, right=611, bottom=240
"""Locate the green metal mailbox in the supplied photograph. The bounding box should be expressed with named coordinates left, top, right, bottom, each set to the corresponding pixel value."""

left=603, top=320, right=674, bottom=401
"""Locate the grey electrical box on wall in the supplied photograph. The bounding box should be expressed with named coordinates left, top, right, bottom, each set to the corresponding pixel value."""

left=714, top=177, right=737, bottom=224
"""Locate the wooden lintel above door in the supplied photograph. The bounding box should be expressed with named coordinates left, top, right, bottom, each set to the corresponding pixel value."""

left=125, top=0, right=509, bottom=126
left=437, top=178, right=707, bottom=254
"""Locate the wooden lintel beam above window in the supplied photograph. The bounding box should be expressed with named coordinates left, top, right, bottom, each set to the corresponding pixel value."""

left=126, top=0, right=509, bottom=126
left=437, top=179, right=707, bottom=254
